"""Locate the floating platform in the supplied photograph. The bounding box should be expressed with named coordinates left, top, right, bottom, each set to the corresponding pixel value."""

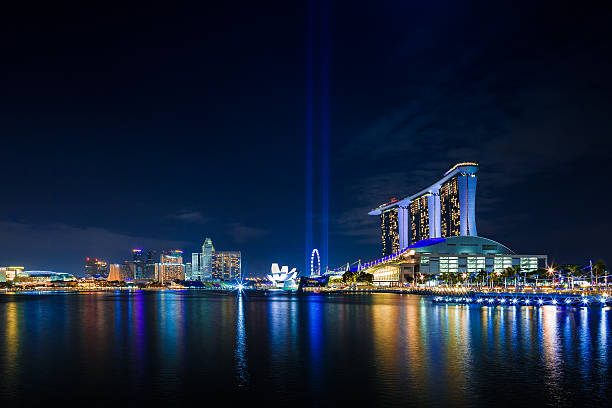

left=432, top=292, right=609, bottom=307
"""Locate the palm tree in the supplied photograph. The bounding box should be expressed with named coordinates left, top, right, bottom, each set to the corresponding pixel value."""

left=503, top=266, right=514, bottom=290
left=476, top=269, right=487, bottom=289
left=489, top=270, right=502, bottom=289
left=511, top=265, right=522, bottom=290
left=593, top=260, right=606, bottom=289
left=567, top=265, right=580, bottom=290
left=440, top=272, right=450, bottom=287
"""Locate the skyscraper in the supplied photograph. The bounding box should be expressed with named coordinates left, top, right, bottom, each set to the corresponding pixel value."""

left=409, top=194, right=431, bottom=244
left=132, top=249, right=145, bottom=280
left=155, top=250, right=185, bottom=283
left=84, top=257, right=108, bottom=277
left=202, top=238, right=214, bottom=279
left=190, top=238, right=216, bottom=281
left=212, top=251, right=241, bottom=281
left=381, top=208, right=400, bottom=257
left=185, top=262, right=192, bottom=280
left=144, top=250, right=158, bottom=280
left=370, top=163, right=479, bottom=254
left=191, top=252, right=203, bottom=281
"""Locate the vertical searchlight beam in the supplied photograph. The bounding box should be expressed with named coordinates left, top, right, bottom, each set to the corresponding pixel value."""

left=320, top=0, right=331, bottom=270
left=305, top=0, right=314, bottom=273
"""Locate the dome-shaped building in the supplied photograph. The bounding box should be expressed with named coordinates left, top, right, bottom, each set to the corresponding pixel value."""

left=366, top=236, right=547, bottom=287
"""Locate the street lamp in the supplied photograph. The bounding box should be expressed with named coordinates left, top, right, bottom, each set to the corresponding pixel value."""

left=548, top=267, right=555, bottom=290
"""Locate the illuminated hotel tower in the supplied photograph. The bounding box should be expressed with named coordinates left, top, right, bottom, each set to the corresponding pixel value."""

left=370, top=163, right=478, bottom=256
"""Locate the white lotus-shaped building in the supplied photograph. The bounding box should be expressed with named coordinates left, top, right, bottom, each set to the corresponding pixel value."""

left=267, top=263, right=298, bottom=289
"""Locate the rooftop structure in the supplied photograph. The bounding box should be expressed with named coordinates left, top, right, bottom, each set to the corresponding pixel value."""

left=369, top=162, right=479, bottom=256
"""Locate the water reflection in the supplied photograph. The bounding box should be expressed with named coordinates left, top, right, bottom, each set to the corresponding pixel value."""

left=235, top=293, right=249, bottom=388
left=0, top=293, right=610, bottom=406
left=541, top=306, right=563, bottom=403
left=3, top=301, right=19, bottom=396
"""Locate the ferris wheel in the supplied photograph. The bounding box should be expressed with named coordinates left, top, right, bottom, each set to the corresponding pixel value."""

left=310, top=249, right=321, bottom=276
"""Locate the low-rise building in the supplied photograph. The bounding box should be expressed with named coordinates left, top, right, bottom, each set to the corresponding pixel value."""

left=0, top=266, right=25, bottom=282
left=14, top=270, right=76, bottom=283
left=364, top=236, right=547, bottom=286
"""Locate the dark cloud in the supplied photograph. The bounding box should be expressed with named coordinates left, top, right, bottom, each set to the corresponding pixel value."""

left=227, top=223, right=270, bottom=244
left=166, top=210, right=208, bottom=224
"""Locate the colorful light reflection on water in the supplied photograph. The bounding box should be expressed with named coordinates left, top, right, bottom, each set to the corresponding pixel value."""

left=0, top=292, right=610, bottom=406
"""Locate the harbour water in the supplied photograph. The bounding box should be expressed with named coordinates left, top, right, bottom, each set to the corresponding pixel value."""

left=0, top=291, right=610, bottom=407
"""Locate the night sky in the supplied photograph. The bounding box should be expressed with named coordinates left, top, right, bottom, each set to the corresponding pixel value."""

left=1, top=1, right=611, bottom=276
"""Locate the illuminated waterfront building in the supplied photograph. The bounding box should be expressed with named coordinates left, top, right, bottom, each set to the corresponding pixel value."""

left=267, top=263, right=297, bottom=289
left=381, top=208, right=400, bottom=257
left=191, top=252, right=201, bottom=280
left=15, top=270, right=75, bottom=283
left=202, top=238, right=214, bottom=279
left=185, top=262, right=192, bottom=280
left=0, top=266, right=25, bottom=281
left=84, top=258, right=108, bottom=277
left=191, top=238, right=215, bottom=281
left=155, top=250, right=185, bottom=283
left=212, top=251, right=241, bottom=281
left=107, top=262, right=135, bottom=282
left=370, top=162, right=479, bottom=254
left=362, top=236, right=547, bottom=286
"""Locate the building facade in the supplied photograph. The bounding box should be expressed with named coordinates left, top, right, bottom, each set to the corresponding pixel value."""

left=201, top=238, right=215, bottom=279
left=185, top=263, right=192, bottom=280
left=84, top=258, right=108, bottom=277
left=370, top=162, right=479, bottom=255
left=190, top=238, right=215, bottom=281
left=132, top=249, right=145, bottom=280
left=191, top=252, right=202, bottom=280
left=144, top=250, right=158, bottom=280
left=15, top=271, right=75, bottom=283
left=155, top=250, right=185, bottom=283
left=0, top=266, right=25, bottom=281
left=212, top=251, right=241, bottom=281
left=107, top=262, right=135, bottom=282
left=366, top=236, right=547, bottom=286
left=381, top=208, right=400, bottom=257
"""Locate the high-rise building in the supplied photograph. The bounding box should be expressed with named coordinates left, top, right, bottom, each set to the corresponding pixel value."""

left=440, top=176, right=461, bottom=237
left=132, top=249, right=146, bottom=280
left=381, top=208, right=400, bottom=257
left=409, top=194, right=431, bottom=244
left=144, top=250, right=158, bottom=280
left=370, top=163, right=479, bottom=255
left=212, top=251, right=241, bottom=281
left=107, top=263, right=134, bottom=282
left=155, top=250, right=185, bottom=283
left=185, top=263, right=192, bottom=280
left=191, top=252, right=202, bottom=280
left=190, top=238, right=215, bottom=281
left=84, top=258, right=108, bottom=277
left=202, top=238, right=215, bottom=279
